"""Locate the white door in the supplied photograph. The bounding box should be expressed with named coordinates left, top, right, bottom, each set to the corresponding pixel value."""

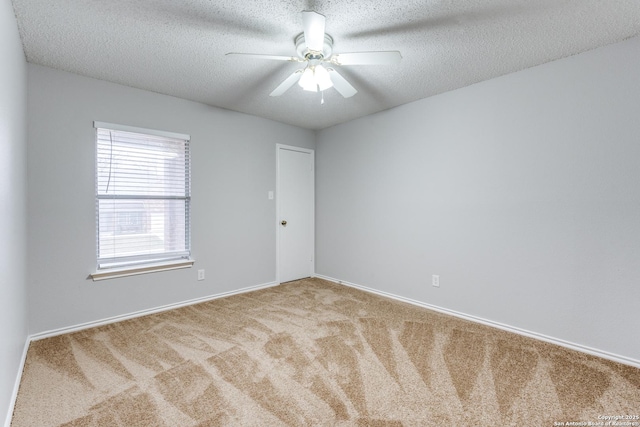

left=277, top=145, right=314, bottom=283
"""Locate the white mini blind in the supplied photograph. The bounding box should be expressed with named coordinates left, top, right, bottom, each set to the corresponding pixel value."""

left=95, top=122, right=191, bottom=270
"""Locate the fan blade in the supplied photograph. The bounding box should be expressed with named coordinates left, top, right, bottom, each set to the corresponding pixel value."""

left=302, top=10, right=326, bottom=52
left=331, top=51, right=402, bottom=66
left=226, top=53, right=300, bottom=62
left=270, top=70, right=304, bottom=96
left=327, top=68, right=357, bottom=98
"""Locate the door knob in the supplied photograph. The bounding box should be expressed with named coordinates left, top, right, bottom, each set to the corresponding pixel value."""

left=281, top=220, right=287, bottom=226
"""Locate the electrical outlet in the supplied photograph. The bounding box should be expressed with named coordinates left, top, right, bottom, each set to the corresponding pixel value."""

left=197, top=269, right=205, bottom=281
left=432, top=274, right=439, bottom=287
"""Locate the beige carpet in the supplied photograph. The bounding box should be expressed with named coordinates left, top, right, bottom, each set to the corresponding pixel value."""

left=11, top=278, right=640, bottom=426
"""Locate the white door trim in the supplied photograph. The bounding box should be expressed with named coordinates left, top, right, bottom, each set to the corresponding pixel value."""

left=276, top=144, right=315, bottom=284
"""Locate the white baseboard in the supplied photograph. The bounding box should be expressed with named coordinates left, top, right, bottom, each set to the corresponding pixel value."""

left=4, top=338, right=30, bottom=427
left=314, top=274, right=640, bottom=369
left=30, top=280, right=278, bottom=341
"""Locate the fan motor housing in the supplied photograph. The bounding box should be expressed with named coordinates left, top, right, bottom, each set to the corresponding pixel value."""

left=295, top=33, right=333, bottom=60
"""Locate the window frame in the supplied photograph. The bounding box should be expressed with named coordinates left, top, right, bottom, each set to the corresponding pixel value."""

left=90, top=121, right=193, bottom=281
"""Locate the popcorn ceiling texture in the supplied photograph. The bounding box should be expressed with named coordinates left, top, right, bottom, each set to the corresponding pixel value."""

left=10, top=0, right=640, bottom=129
left=11, top=278, right=640, bottom=426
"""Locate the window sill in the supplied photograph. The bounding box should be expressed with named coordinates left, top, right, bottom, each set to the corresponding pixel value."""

left=90, top=259, right=194, bottom=281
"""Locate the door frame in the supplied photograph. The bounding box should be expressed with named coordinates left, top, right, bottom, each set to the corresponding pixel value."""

left=276, top=144, right=315, bottom=284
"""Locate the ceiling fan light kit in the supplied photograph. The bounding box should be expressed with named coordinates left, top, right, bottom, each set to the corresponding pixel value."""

left=299, top=66, right=332, bottom=92
left=314, top=65, right=333, bottom=91
left=227, top=10, right=402, bottom=100
left=299, top=67, right=318, bottom=92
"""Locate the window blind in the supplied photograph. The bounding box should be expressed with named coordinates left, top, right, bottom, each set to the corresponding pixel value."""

left=95, top=122, right=191, bottom=270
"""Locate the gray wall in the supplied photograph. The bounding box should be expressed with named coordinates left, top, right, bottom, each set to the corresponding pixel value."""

left=316, top=35, right=640, bottom=362
left=0, top=0, right=28, bottom=423
left=27, top=64, right=315, bottom=334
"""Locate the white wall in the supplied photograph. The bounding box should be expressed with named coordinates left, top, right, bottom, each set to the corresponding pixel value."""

left=0, top=0, right=28, bottom=423
left=27, top=64, right=314, bottom=334
left=316, top=35, right=640, bottom=363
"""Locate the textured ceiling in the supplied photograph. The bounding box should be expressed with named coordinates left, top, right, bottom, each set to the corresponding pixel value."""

left=11, top=0, right=640, bottom=130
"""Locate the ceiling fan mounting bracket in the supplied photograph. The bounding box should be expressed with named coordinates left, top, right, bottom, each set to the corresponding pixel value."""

left=295, top=33, right=333, bottom=60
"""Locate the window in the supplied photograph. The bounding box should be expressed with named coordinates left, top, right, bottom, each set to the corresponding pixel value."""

left=93, top=122, right=191, bottom=277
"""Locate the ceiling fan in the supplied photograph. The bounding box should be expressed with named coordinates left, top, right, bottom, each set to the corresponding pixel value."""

left=227, top=10, right=402, bottom=99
